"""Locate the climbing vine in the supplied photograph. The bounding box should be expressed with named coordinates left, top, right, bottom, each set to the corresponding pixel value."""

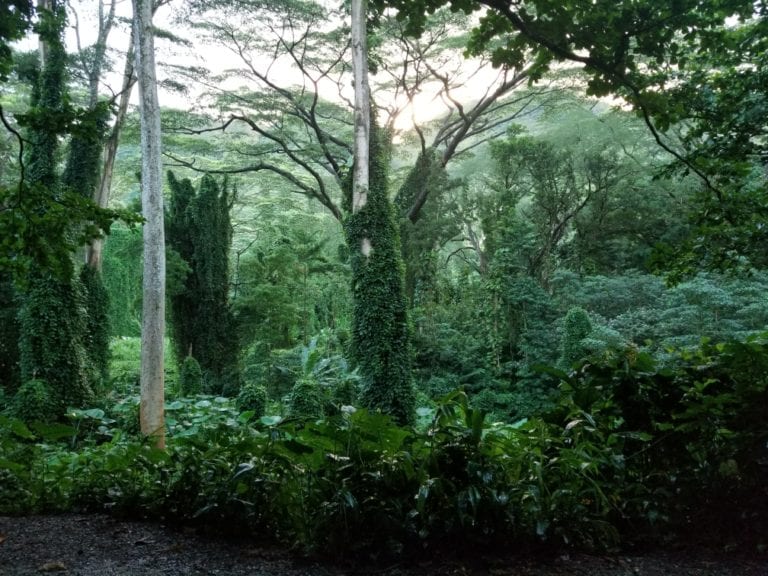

left=16, top=4, right=95, bottom=414
left=345, top=122, right=414, bottom=425
left=167, top=172, right=240, bottom=394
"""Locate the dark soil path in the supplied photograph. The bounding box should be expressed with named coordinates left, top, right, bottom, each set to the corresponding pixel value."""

left=1, top=515, right=765, bottom=576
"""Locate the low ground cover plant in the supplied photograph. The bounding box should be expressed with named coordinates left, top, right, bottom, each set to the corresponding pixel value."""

left=0, top=337, right=765, bottom=557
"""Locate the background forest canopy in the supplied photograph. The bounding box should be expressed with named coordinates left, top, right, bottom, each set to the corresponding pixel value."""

left=0, top=0, right=766, bottom=419
left=0, top=0, right=767, bottom=555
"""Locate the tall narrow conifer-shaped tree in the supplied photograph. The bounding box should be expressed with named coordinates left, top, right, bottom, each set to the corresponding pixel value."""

left=167, top=172, right=239, bottom=394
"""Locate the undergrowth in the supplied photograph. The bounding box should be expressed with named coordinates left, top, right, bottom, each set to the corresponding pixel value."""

left=0, top=337, right=766, bottom=559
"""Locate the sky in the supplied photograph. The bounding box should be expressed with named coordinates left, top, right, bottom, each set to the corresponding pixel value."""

left=13, top=0, right=495, bottom=131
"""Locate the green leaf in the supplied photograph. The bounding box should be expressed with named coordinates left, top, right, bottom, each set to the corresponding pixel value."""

left=1, top=417, right=35, bottom=440
left=238, top=410, right=255, bottom=424
left=260, top=415, right=283, bottom=426
left=30, top=422, right=77, bottom=441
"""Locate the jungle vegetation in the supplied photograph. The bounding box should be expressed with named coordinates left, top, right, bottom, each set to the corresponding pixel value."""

left=0, top=0, right=766, bottom=558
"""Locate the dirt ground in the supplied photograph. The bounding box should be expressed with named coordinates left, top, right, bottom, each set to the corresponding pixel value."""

left=0, top=514, right=765, bottom=576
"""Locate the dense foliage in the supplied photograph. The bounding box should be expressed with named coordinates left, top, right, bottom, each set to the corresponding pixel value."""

left=345, top=125, right=415, bottom=425
left=0, top=0, right=766, bottom=564
left=166, top=172, right=239, bottom=394
left=1, top=337, right=765, bottom=556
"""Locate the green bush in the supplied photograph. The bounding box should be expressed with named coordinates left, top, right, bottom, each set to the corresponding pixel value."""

left=288, top=378, right=325, bottom=419
left=236, top=383, right=268, bottom=417
left=560, top=306, right=593, bottom=367
left=1, top=338, right=765, bottom=557
left=10, top=379, right=59, bottom=423
left=179, top=356, right=203, bottom=396
left=108, top=396, right=140, bottom=436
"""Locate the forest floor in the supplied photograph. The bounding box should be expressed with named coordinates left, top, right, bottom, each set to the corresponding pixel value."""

left=0, top=514, right=766, bottom=576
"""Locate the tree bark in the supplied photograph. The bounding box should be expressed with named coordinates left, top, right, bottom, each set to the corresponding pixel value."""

left=351, top=0, right=370, bottom=217
left=133, top=0, right=165, bottom=448
left=88, top=25, right=137, bottom=270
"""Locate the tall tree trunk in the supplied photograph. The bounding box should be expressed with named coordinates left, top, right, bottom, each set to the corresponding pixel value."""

left=88, top=22, right=137, bottom=270
left=133, top=0, right=165, bottom=448
left=351, top=0, right=370, bottom=220
left=347, top=0, right=414, bottom=425
left=36, top=0, right=52, bottom=67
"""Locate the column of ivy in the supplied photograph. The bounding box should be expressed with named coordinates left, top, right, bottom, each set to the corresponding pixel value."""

left=166, top=172, right=240, bottom=395
left=345, top=123, right=415, bottom=425
left=17, top=3, right=94, bottom=415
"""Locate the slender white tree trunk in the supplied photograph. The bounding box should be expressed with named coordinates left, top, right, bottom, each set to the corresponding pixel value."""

left=88, top=25, right=136, bottom=270
left=133, top=0, right=165, bottom=448
left=351, top=0, right=370, bottom=219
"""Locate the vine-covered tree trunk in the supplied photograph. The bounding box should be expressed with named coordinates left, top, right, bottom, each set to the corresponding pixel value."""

left=349, top=0, right=414, bottom=424
left=167, top=172, right=239, bottom=395
left=18, top=2, right=94, bottom=413
left=134, top=0, right=165, bottom=448
left=346, top=126, right=415, bottom=425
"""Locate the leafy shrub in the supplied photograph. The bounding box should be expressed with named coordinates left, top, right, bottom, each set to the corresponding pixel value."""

left=328, top=378, right=357, bottom=414
left=1, top=339, right=765, bottom=557
left=551, top=334, right=768, bottom=533
left=236, top=383, right=268, bottom=417
left=257, top=347, right=302, bottom=399
left=288, top=378, right=325, bottom=419
left=107, top=395, right=140, bottom=436
left=560, top=306, right=593, bottom=367
left=179, top=356, right=203, bottom=396
left=10, top=379, right=59, bottom=423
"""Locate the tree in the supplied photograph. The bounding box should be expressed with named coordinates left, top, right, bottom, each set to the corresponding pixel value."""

left=133, top=0, right=165, bottom=447
left=232, top=211, right=347, bottom=351
left=166, top=172, right=239, bottom=394
left=60, top=63, right=112, bottom=390
left=15, top=2, right=96, bottom=415
left=166, top=2, right=551, bottom=232
left=0, top=1, right=32, bottom=82
left=0, top=0, right=131, bottom=277
left=347, top=0, right=414, bottom=424
left=0, top=1, right=28, bottom=387
left=376, top=0, right=767, bottom=271
left=560, top=306, right=593, bottom=367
